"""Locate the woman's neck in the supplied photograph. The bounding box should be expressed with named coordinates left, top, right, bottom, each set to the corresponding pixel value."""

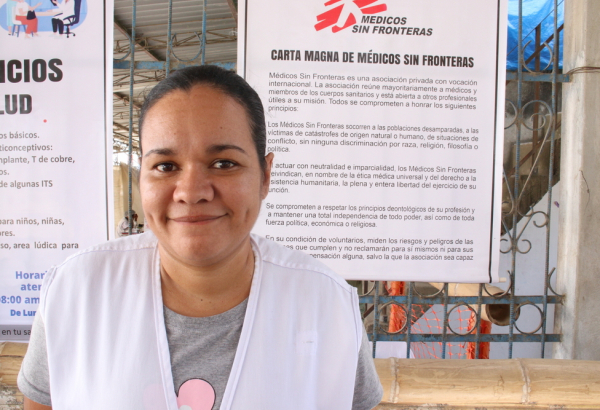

left=159, top=239, right=255, bottom=317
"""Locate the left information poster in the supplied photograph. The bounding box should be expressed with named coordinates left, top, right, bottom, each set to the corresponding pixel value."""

left=0, top=0, right=113, bottom=340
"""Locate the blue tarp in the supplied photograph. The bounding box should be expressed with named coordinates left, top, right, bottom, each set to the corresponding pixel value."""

left=507, top=0, right=564, bottom=70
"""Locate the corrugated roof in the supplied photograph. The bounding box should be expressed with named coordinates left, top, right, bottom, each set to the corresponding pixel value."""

left=112, top=0, right=237, bottom=153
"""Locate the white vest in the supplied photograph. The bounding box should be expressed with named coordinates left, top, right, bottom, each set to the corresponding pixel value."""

left=40, top=233, right=362, bottom=410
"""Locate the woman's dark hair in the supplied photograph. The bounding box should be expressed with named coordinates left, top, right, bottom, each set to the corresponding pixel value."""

left=139, top=65, right=267, bottom=170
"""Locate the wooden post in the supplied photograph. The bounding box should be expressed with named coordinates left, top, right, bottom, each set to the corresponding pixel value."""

left=554, top=0, right=600, bottom=360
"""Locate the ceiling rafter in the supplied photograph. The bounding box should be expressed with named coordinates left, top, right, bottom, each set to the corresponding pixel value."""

left=113, top=133, right=140, bottom=148
left=114, top=20, right=161, bottom=62
left=113, top=92, right=143, bottom=109
left=112, top=121, right=136, bottom=133
left=113, top=31, right=235, bottom=54
left=120, top=16, right=233, bottom=30
left=226, top=0, right=238, bottom=23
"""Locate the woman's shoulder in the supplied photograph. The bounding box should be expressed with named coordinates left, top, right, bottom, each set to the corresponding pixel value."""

left=58, top=232, right=158, bottom=265
left=39, top=233, right=159, bottom=315
left=251, top=234, right=353, bottom=292
left=45, top=232, right=158, bottom=285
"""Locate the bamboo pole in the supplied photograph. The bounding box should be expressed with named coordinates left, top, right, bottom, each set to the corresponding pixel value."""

left=0, top=342, right=26, bottom=408
left=376, top=358, right=600, bottom=409
left=3, top=343, right=600, bottom=409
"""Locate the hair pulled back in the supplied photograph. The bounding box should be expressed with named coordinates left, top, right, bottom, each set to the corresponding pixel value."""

left=139, top=65, right=267, bottom=169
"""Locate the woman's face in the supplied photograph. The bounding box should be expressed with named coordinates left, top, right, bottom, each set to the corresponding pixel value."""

left=140, top=85, right=273, bottom=268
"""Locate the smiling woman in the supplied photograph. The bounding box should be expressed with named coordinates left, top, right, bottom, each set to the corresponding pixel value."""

left=140, top=84, right=272, bottom=317
left=17, top=66, right=383, bottom=410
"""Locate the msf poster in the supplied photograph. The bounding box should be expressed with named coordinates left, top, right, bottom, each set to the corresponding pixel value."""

left=239, top=0, right=507, bottom=282
left=0, top=0, right=113, bottom=340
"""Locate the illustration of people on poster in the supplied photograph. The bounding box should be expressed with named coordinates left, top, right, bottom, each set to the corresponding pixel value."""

left=1, top=0, right=86, bottom=38
left=239, top=0, right=507, bottom=282
left=0, top=0, right=112, bottom=340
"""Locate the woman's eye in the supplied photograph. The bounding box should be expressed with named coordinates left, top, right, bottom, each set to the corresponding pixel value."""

left=213, top=160, right=237, bottom=169
left=155, top=163, right=176, bottom=172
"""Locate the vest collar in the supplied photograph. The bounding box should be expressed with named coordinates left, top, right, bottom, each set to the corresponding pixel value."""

left=151, top=237, right=264, bottom=410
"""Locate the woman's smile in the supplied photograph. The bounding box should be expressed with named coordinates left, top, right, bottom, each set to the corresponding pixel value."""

left=169, top=214, right=225, bottom=224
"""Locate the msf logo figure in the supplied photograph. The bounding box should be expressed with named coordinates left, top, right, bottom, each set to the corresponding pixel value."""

left=315, top=0, right=387, bottom=33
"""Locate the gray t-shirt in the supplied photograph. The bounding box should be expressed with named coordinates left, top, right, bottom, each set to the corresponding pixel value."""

left=18, top=301, right=383, bottom=409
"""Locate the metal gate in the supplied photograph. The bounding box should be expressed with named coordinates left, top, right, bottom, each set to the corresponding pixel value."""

left=112, top=0, right=565, bottom=359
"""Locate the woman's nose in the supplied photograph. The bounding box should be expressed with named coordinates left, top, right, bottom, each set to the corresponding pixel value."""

left=172, top=168, right=215, bottom=203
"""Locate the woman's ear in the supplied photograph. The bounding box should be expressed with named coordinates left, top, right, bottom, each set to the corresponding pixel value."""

left=261, top=152, right=275, bottom=199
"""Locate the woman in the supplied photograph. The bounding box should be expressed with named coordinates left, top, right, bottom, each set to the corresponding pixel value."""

left=48, top=0, right=74, bottom=36
left=5, top=0, right=17, bottom=35
left=14, top=0, right=41, bottom=38
left=18, top=66, right=383, bottom=410
left=116, top=209, right=140, bottom=236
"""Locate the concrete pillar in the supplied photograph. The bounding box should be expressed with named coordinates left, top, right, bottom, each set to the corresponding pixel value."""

left=554, top=0, right=600, bottom=360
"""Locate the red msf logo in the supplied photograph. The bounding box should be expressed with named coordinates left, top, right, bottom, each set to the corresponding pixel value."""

left=315, top=0, right=387, bottom=33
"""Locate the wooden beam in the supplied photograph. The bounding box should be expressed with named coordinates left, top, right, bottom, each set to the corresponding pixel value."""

left=112, top=121, right=138, bottom=135
left=4, top=343, right=600, bottom=409
left=114, top=20, right=161, bottom=62
left=113, top=92, right=142, bottom=110
left=227, top=0, right=238, bottom=24
left=376, top=358, right=600, bottom=408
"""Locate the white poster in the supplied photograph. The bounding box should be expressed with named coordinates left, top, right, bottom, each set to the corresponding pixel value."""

left=0, top=0, right=113, bottom=340
left=240, top=0, right=506, bottom=282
